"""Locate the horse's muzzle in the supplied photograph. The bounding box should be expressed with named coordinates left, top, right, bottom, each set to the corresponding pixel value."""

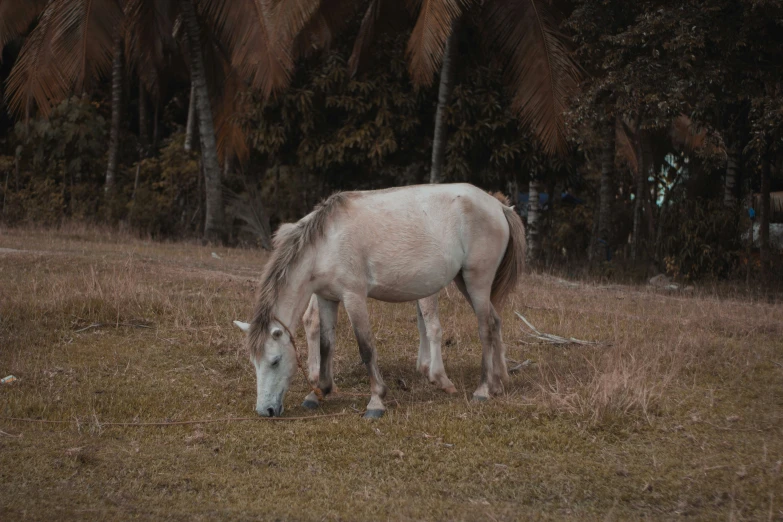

left=257, top=404, right=283, bottom=417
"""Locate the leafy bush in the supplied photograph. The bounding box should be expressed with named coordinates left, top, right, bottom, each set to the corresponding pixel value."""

left=544, top=204, right=594, bottom=264
left=660, top=199, right=742, bottom=280
left=126, top=134, right=201, bottom=238
left=8, top=97, right=106, bottom=223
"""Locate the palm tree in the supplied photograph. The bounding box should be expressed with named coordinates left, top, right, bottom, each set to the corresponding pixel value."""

left=1, top=0, right=287, bottom=243
left=274, top=0, right=580, bottom=158
left=106, top=35, right=123, bottom=193
left=428, top=21, right=459, bottom=184
left=179, top=0, right=226, bottom=242
left=526, top=176, right=542, bottom=265
left=184, top=83, right=197, bottom=152
left=592, top=111, right=616, bottom=264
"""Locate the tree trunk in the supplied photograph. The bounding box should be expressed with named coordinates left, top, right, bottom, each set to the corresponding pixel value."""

left=631, top=167, right=644, bottom=261
left=724, top=144, right=738, bottom=207
left=152, top=96, right=160, bottom=151
left=745, top=192, right=753, bottom=285
left=632, top=132, right=651, bottom=261
left=593, top=116, right=616, bottom=263
left=139, top=78, right=149, bottom=158
left=588, top=200, right=599, bottom=262
left=2, top=169, right=8, bottom=215
left=546, top=178, right=557, bottom=264
left=760, top=153, right=771, bottom=276
left=428, top=21, right=460, bottom=184
left=195, top=158, right=203, bottom=233
left=14, top=144, right=21, bottom=191
left=526, top=178, right=541, bottom=266
left=180, top=0, right=226, bottom=244
left=224, top=154, right=233, bottom=178
left=129, top=162, right=141, bottom=223
left=506, top=178, right=519, bottom=208
left=184, top=82, right=197, bottom=152
left=105, top=36, right=123, bottom=195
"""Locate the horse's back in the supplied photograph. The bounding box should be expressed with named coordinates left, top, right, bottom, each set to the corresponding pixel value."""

left=313, top=184, right=511, bottom=302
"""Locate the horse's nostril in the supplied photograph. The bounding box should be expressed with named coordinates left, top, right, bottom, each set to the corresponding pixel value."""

left=267, top=407, right=275, bottom=417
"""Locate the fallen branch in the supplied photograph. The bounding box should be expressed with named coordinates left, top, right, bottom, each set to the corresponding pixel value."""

left=515, top=312, right=600, bottom=346
left=506, top=358, right=534, bottom=374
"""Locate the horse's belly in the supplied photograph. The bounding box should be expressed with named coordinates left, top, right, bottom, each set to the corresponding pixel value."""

left=365, top=256, right=460, bottom=302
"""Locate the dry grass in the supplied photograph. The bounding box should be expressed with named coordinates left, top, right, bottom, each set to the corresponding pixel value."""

left=1, top=226, right=782, bottom=520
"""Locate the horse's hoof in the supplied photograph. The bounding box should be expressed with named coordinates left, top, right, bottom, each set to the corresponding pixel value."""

left=302, top=399, right=320, bottom=410
left=363, top=409, right=385, bottom=420
left=472, top=395, right=488, bottom=402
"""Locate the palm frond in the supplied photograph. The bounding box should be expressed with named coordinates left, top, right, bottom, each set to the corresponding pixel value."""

left=406, top=0, right=467, bottom=86
left=291, top=0, right=357, bottom=59
left=125, top=0, right=177, bottom=95
left=5, top=2, right=70, bottom=118
left=50, top=0, right=124, bottom=93
left=269, top=0, right=321, bottom=45
left=225, top=184, right=273, bottom=249
left=481, top=0, right=581, bottom=155
left=207, top=0, right=291, bottom=97
left=213, top=60, right=250, bottom=163
left=0, top=0, right=49, bottom=56
left=348, top=0, right=409, bottom=76
left=291, top=8, right=330, bottom=58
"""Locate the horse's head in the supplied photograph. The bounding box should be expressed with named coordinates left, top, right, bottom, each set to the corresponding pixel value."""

left=234, top=319, right=297, bottom=417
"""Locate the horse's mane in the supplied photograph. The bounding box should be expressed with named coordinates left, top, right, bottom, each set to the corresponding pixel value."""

left=248, top=192, right=351, bottom=356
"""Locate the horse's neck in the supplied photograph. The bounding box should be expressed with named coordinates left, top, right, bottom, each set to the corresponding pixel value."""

left=272, top=251, right=315, bottom=332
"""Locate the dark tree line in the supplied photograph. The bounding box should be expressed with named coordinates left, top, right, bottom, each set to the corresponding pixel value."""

left=0, top=1, right=781, bottom=282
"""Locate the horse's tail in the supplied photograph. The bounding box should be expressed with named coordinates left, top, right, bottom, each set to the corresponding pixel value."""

left=489, top=191, right=511, bottom=206
left=491, top=205, right=526, bottom=308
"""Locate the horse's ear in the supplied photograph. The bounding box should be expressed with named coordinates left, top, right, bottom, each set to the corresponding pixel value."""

left=271, top=327, right=283, bottom=340
left=233, top=320, right=251, bottom=332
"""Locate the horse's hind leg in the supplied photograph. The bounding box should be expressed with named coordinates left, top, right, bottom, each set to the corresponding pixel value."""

left=303, top=297, right=338, bottom=409
left=458, top=271, right=508, bottom=400
left=343, top=293, right=388, bottom=419
left=417, top=294, right=457, bottom=394
left=415, top=299, right=430, bottom=376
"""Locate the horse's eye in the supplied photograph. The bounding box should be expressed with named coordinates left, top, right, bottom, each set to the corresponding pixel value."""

left=270, top=357, right=281, bottom=368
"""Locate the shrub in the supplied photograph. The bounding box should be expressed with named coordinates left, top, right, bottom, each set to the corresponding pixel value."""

left=660, top=199, right=742, bottom=280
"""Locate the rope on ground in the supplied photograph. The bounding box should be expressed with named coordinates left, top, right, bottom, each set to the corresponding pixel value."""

left=1, top=411, right=352, bottom=428
left=74, top=322, right=154, bottom=333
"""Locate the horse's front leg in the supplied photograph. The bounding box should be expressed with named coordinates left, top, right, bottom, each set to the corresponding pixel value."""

left=343, top=293, right=388, bottom=419
left=417, top=294, right=457, bottom=394
left=302, top=297, right=338, bottom=409
left=303, top=295, right=320, bottom=385
left=302, top=295, right=321, bottom=409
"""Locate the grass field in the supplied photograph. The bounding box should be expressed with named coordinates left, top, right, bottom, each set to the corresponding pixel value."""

left=1, top=226, right=782, bottom=520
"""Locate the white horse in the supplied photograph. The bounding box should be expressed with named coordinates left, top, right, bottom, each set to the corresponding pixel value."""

left=235, top=293, right=451, bottom=410
left=236, top=183, right=525, bottom=418
left=237, top=292, right=455, bottom=407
